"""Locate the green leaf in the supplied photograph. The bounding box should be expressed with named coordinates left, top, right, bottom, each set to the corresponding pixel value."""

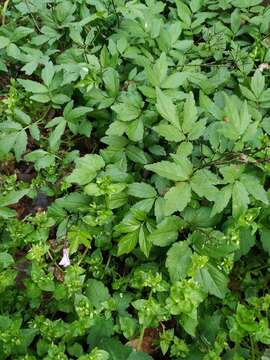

left=166, top=241, right=192, bottom=281
left=145, top=160, right=191, bottom=181
left=182, top=92, right=197, bottom=134
left=117, top=231, right=139, bottom=256
left=112, top=103, right=140, bottom=122
left=176, top=0, right=191, bottom=26
left=153, top=123, right=184, bottom=142
left=161, top=72, right=189, bottom=89
left=29, top=123, right=40, bottom=140
left=0, top=189, right=29, bottom=207
left=231, top=0, right=262, bottom=7
left=14, top=130, right=27, bottom=160
left=127, top=118, right=144, bottom=142
left=156, top=88, right=179, bottom=129
left=41, top=62, right=55, bottom=87
left=14, top=108, right=31, bottom=125
left=0, top=132, right=17, bottom=154
left=49, top=119, right=66, bottom=151
left=30, top=94, right=50, bottom=103
left=86, top=279, right=110, bottom=309
left=66, top=154, right=105, bottom=185
left=260, top=227, right=270, bottom=255
left=211, top=185, right=232, bottom=217
left=0, top=253, right=14, bottom=269
left=139, top=226, right=151, bottom=258
left=232, top=181, right=250, bottom=218
left=103, top=67, right=119, bottom=97
left=240, top=174, right=268, bottom=204
left=127, top=352, right=153, bottom=360
left=239, top=85, right=257, bottom=102
left=0, top=36, right=10, bottom=49
left=149, top=216, right=182, bottom=247
left=164, top=182, right=191, bottom=215
left=251, top=70, right=265, bottom=99
left=18, top=79, right=48, bottom=93
left=146, top=53, right=168, bottom=86
left=126, top=145, right=148, bottom=165
left=191, top=169, right=220, bottom=201
left=196, top=262, right=228, bottom=299
left=0, top=207, right=17, bottom=218
left=231, top=9, right=241, bottom=34
left=128, top=183, right=157, bottom=199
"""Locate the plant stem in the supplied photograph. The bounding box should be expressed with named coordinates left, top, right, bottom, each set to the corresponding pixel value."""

left=137, top=326, right=146, bottom=351
left=1, top=0, right=10, bottom=25
left=249, top=335, right=255, bottom=360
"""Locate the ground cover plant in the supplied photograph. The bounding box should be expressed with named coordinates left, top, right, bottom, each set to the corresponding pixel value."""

left=0, top=0, right=270, bottom=358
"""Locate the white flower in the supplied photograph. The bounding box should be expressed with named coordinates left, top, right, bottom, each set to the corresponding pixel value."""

left=258, top=63, right=270, bottom=72
left=59, top=248, right=70, bottom=267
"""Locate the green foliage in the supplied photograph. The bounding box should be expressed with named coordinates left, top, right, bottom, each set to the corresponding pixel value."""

left=0, top=0, right=270, bottom=359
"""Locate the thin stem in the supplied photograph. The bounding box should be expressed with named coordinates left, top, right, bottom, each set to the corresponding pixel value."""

left=137, top=326, right=146, bottom=351
left=1, top=0, right=10, bottom=25
left=77, top=247, right=89, bottom=266
left=24, top=0, right=41, bottom=32
left=249, top=334, right=255, bottom=360
left=47, top=249, right=63, bottom=272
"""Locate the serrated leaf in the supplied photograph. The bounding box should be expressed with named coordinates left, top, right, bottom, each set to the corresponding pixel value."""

left=191, top=169, right=220, bottom=201
left=41, top=62, right=55, bottom=87
left=127, top=118, right=144, bottom=142
left=153, top=123, right=184, bottom=142
left=176, top=0, right=191, bottom=26
left=86, top=279, right=110, bottom=309
left=14, top=108, right=31, bottom=125
left=182, top=92, right=197, bottom=134
left=161, top=72, right=188, bottom=89
left=149, top=216, right=183, bottom=247
left=145, top=160, right=191, bottom=181
left=139, top=226, right=151, bottom=258
left=126, top=145, right=148, bottom=165
left=164, top=182, right=191, bottom=215
left=231, top=9, right=241, bottom=34
left=166, top=241, right=192, bottom=281
left=112, top=103, right=140, bottom=122
left=29, top=123, right=40, bottom=140
left=232, top=181, right=250, bottom=218
left=196, top=262, right=228, bottom=299
left=251, top=69, right=265, bottom=99
left=211, top=185, right=232, bottom=217
left=240, top=174, right=268, bottom=204
left=14, top=130, right=27, bottom=160
left=49, top=119, right=66, bottom=151
left=18, top=79, right=48, bottom=93
left=117, top=231, right=139, bottom=256
left=128, top=183, right=157, bottom=199
left=66, top=154, right=105, bottom=185
left=156, top=88, right=179, bottom=129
